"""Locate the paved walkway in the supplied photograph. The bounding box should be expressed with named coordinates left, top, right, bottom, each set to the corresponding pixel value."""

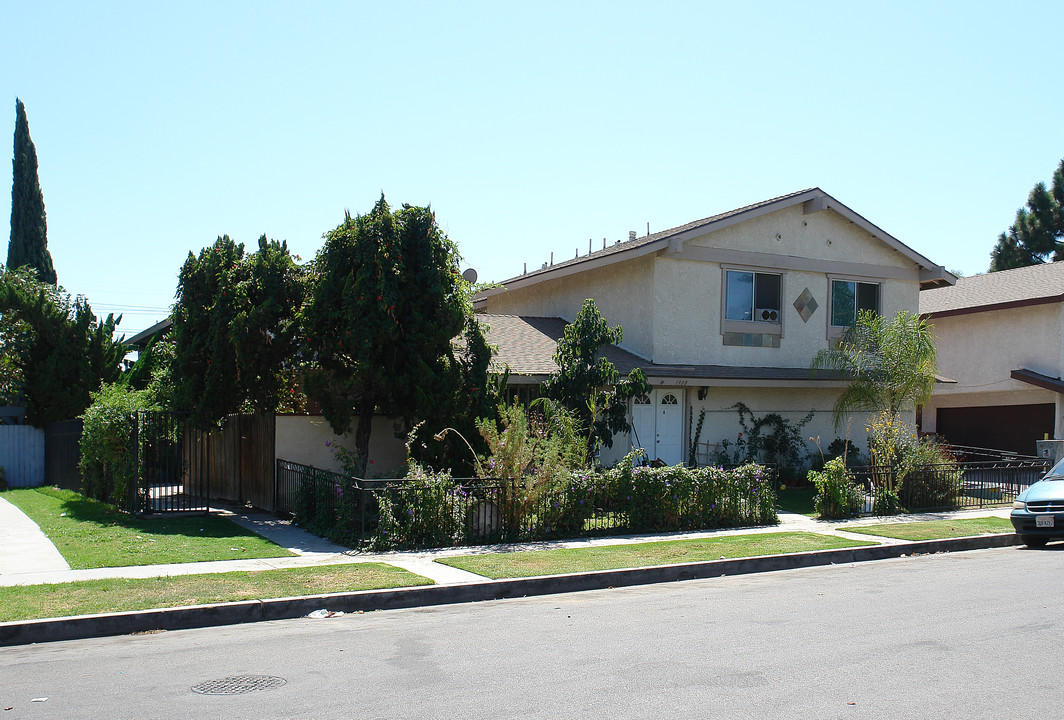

left=0, top=495, right=70, bottom=577
left=0, top=494, right=1013, bottom=588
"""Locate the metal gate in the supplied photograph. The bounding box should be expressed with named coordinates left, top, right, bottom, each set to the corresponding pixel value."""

left=137, top=411, right=211, bottom=514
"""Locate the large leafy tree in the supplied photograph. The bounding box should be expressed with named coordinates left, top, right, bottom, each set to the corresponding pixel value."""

left=7, top=99, right=56, bottom=285
left=811, top=309, right=937, bottom=428
left=303, top=196, right=477, bottom=476
left=0, top=266, right=123, bottom=425
left=989, top=158, right=1064, bottom=271
left=170, top=235, right=305, bottom=423
left=543, top=298, right=651, bottom=461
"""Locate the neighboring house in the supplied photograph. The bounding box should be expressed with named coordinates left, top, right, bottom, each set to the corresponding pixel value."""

left=476, top=188, right=954, bottom=466
left=920, top=261, right=1064, bottom=456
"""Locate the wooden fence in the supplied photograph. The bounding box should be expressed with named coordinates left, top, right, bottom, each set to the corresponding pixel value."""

left=0, top=425, right=45, bottom=487
left=199, top=413, right=276, bottom=510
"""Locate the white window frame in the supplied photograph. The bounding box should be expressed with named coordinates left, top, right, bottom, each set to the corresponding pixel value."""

left=720, top=266, right=784, bottom=337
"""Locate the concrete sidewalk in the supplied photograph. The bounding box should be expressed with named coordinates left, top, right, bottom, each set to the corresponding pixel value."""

left=0, top=498, right=1021, bottom=646
left=0, top=495, right=70, bottom=577
left=0, top=498, right=1014, bottom=588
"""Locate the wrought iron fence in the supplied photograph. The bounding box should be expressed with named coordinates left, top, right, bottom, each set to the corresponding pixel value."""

left=849, top=456, right=1049, bottom=513
left=135, top=411, right=211, bottom=514
left=279, top=459, right=778, bottom=550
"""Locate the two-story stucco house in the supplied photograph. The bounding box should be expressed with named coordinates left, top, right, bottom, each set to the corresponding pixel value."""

left=920, top=261, right=1064, bottom=456
left=475, top=188, right=955, bottom=466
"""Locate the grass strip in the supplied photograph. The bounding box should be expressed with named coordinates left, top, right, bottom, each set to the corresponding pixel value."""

left=0, top=563, right=431, bottom=622
left=840, top=516, right=1013, bottom=541
left=438, top=531, right=876, bottom=579
left=4, top=487, right=295, bottom=568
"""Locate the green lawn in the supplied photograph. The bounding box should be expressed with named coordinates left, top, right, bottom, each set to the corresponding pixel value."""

left=4, top=487, right=295, bottom=568
left=776, top=486, right=817, bottom=517
left=438, top=531, right=877, bottom=579
left=841, top=516, right=1013, bottom=541
left=0, top=563, right=432, bottom=622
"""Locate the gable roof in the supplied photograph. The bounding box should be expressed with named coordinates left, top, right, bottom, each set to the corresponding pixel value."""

left=920, top=261, right=1064, bottom=318
left=478, top=313, right=851, bottom=385
left=476, top=188, right=954, bottom=305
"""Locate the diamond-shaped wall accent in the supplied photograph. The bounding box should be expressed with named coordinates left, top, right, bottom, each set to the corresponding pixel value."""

left=793, top=288, right=818, bottom=323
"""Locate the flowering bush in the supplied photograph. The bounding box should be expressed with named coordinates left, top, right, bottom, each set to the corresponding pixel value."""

left=293, top=451, right=779, bottom=548
left=604, top=451, right=778, bottom=531
left=866, top=412, right=963, bottom=513
left=809, top=456, right=864, bottom=519
left=535, top=470, right=607, bottom=535
left=373, top=465, right=465, bottom=549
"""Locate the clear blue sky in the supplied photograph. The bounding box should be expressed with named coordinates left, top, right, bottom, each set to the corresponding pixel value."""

left=3, top=1, right=1062, bottom=337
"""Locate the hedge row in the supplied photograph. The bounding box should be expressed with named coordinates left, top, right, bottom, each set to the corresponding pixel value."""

left=294, top=459, right=778, bottom=550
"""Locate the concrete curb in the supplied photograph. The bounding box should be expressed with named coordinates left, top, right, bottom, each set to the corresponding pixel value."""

left=0, top=533, right=1022, bottom=647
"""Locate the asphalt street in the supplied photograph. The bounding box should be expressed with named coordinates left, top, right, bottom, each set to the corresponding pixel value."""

left=1, top=545, right=1060, bottom=719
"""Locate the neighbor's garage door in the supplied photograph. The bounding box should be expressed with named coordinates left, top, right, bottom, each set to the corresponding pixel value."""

left=936, top=403, right=1055, bottom=456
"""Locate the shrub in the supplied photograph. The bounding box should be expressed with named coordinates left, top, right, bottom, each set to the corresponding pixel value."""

left=79, top=383, right=159, bottom=509
left=293, top=452, right=780, bottom=548
left=373, top=465, right=464, bottom=549
left=865, top=415, right=963, bottom=513
left=605, top=451, right=777, bottom=532
left=292, top=465, right=359, bottom=542
left=715, top=403, right=814, bottom=484
left=535, top=469, right=604, bottom=536
left=809, top=456, right=864, bottom=519
left=898, top=439, right=963, bottom=510
left=477, top=399, right=585, bottom=534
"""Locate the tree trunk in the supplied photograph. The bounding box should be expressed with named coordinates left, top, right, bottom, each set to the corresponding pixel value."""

left=353, top=395, right=375, bottom=477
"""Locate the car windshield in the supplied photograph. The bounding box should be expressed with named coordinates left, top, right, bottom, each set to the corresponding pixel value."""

left=1046, top=457, right=1064, bottom=479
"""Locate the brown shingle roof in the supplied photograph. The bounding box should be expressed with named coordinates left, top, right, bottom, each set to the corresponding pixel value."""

left=478, top=314, right=847, bottom=383
left=920, top=261, right=1064, bottom=316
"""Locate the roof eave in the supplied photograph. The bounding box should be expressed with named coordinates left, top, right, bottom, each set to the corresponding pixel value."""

left=474, top=188, right=953, bottom=301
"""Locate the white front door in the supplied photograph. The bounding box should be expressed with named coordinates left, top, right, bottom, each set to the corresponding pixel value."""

left=632, top=394, right=655, bottom=454
left=655, top=392, right=683, bottom=465
left=630, top=390, right=684, bottom=465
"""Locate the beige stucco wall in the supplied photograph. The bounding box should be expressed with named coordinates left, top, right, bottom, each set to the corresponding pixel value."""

left=602, top=384, right=897, bottom=469
left=923, top=302, right=1064, bottom=436
left=481, top=254, right=655, bottom=358
left=486, top=204, right=923, bottom=368
left=687, top=204, right=915, bottom=268
left=651, top=256, right=916, bottom=366
left=275, top=415, right=409, bottom=477
left=930, top=304, right=1063, bottom=398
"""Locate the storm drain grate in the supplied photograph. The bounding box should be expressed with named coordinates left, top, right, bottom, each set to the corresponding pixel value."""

left=191, top=675, right=287, bottom=695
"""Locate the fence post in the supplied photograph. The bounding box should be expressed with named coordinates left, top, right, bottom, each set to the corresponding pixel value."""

left=359, top=478, right=367, bottom=546
left=129, top=411, right=140, bottom=514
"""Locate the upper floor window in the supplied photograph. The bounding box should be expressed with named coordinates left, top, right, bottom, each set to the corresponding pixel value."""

left=830, top=279, right=879, bottom=327
left=725, top=270, right=781, bottom=323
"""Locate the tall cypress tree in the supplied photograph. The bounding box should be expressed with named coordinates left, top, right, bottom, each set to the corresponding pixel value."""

left=7, top=98, right=56, bottom=285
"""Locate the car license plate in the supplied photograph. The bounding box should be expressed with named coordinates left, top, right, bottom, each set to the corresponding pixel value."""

left=1036, top=515, right=1055, bottom=528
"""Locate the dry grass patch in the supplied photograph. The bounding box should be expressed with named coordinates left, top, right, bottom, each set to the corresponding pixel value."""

left=841, top=516, right=1013, bottom=541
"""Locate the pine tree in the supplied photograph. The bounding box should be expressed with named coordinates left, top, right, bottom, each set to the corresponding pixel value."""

left=8, top=98, right=56, bottom=285
left=989, top=159, right=1064, bottom=271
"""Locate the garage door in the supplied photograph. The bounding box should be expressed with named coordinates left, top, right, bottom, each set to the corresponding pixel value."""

left=935, top=403, right=1055, bottom=456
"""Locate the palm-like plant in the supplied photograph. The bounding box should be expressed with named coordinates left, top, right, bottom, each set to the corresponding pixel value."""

left=812, top=310, right=938, bottom=429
